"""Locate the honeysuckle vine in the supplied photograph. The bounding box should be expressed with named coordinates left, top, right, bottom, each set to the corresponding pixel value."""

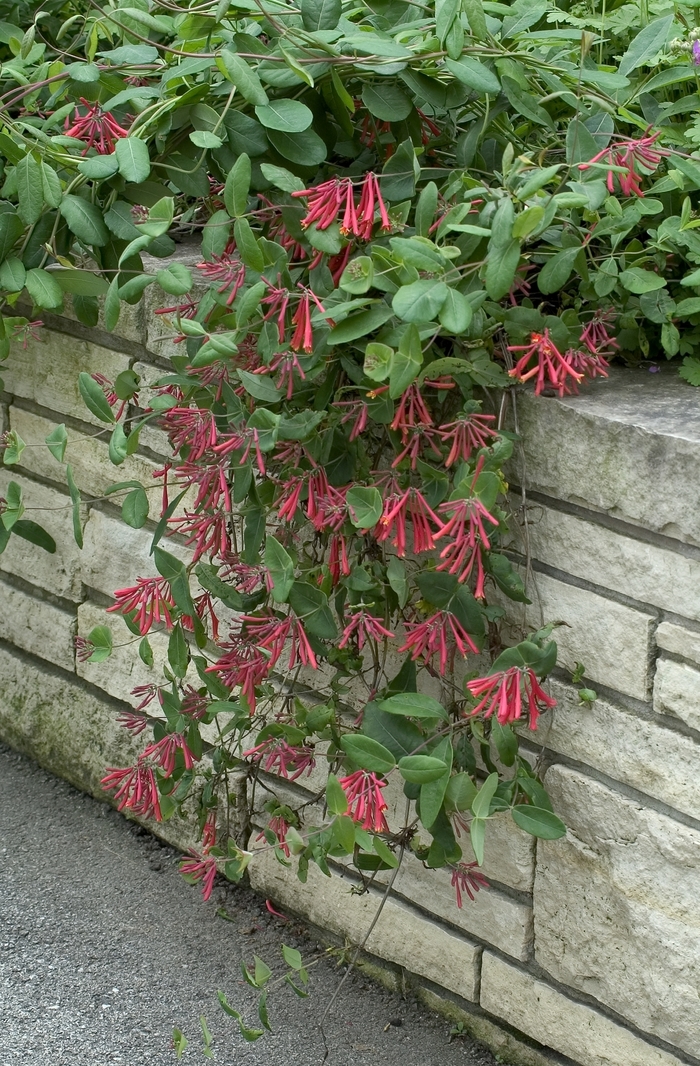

left=0, top=0, right=699, bottom=1047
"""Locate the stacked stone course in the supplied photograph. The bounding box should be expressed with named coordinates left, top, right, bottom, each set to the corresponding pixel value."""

left=1, top=296, right=699, bottom=1066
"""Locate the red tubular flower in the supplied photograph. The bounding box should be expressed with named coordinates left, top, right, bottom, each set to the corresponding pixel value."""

left=333, top=397, right=369, bottom=441
left=142, top=733, right=197, bottom=777
left=338, top=611, right=395, bottom=651
left=433, top=495, right=499, bottom=595
left=106, top=576, right=177, bottom=635
left=580, top=311, right=620, bottom=356
left=328, top=533, right=351, bottom=586
left=307, top=473, right=348, bottom=534
left=507, top=330, right=584, bottom=396
left=175, top=456, right=232, bottom=512
left=261, top=283, right=290, bottom=343
left=64, top=98, right=130, bottom=154
left=578, top=129, right=669, bottom=197
left=101, top=761, right=162, bottom=820
left=390, top=383, right=434, bottom=440
left=131, top=683, right=162, bottom=712
left=11, top=319, right=43, bottom=349
left=220, top=557, right=269, bottom=595
left=399, top=611, right=478, bottom=674
left=244, top=738, right=316, bottom=781
left=169, top=510, right=231, bottom=563
left=91, top=373, right=133, bottom=421
left=466, top=666, right=556, bottom=730
left=256, top=814, right=291, bottom=857
left=563, top=348, right=610, bottom=386
left=116, top=709, right=149, bottom=736
left=339, top=769, right=389, bottom=832
left=438, top=412, right=498, bottom=467
left=260, top=349, right=307, bottom=399
left=206, top=641, right=270, bottom=713
left=292, top=177, right=347, bottom=230
left=355, top=172, right=391, bottom=238
left=277, top=474, right=306, bottom=523
left=202, top=809, right=217, bottom=851
left=181, top=591, right=221, bottom=642
left=162, top=407, right=218, bottom=462
left=180, top=686, right=209, bottom=721
left=196, top=253, right=246, bottom=305
left=241, top=613, right=318, bottom=671
left=179, top=852, right=217, bottom=901
left=375, top=487, right=441, bottom=556
left=74, top=636, right=95, bottom=662
left=292, top=172, right=390, bottom=239
left=451, top=862, right=488, bottom=908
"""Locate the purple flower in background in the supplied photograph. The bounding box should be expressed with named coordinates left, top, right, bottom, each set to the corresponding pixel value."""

left=693, top=40, right=700, bottom=65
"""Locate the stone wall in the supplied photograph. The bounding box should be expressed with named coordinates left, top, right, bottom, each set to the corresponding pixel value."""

left=1, top=298, right=699, bottom=1066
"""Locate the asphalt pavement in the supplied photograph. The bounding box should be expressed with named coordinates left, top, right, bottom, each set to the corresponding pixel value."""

left=0, top=743, right=498, bottom=1066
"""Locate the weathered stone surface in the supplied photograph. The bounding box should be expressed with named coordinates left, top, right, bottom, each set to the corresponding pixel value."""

left=10, top=407, right=158, bottom=500
left=57, top=294, right=145, bottom=346
left=542, top=678, right=700, bottom=819
left=653, top=657, right=700, bottom=734
left=81, top=509, right=190, bottom=597
left=2, top=331, right=130, bottom=426
left=514, top=369, right=700, bottom=547
left=392, top=851, right=532, bottom=961
left=481, top=954, right=687, bottom=1066
left=0, top=580, right=75, bottom=671
left=0, top=472, right=84, bottom=600
left=248, top=842, right=481, bottom=1003
left=656, top=621, right=700, bottom=666
left=535, top=765, right=700, bottom=1058
left=77, top=602, right=163, bottom=704
left=497, top=569, right=656, bottom=701
left=512, top=503, right=700, bottom=621
left=0, top=643, right=137, bottom=796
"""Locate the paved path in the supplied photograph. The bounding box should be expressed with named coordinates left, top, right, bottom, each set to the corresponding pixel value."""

left=0, top=745, right=497, bottom=1066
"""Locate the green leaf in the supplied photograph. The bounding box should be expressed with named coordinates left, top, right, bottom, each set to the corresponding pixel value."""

left=340, top=734, right=395, bottom=774
left=445, top=57, right=500, bottom=94
left=378, top=692, right=448, bottom=721
left=484, top=239, right=520, bottom=300
left=381, top=139, right=418, bottom=201
left=420, top=736, right=453, bottom=828
left=362, top=83, right=412, bottom=122
left=25, top=268, right=63, bottom=309
left=16, top=153, right=43, bottom=225
left=45, top=424, right=68, bottom=463
left=237, top=368, right=282, bottom=403
left=0, top=256, right=25, bottom=292
left=52, top=269, right=109, bottom=296
left=122, top=487, right=149, bottom=528
left=78, top=154, right=120, bottom=180
left=346, top=486, right=383, bottom=529
left=217, top=50, right=269, bottom=106
left=0, top=212, right=24, bottom=261
left=398, top=755, right=448, bottom=784
left=190, top=130, right=223, bottom=149
left=339, top=256, right=374, bottom=295
left=78, top=372, right=115, bottom=423
left=471, top=771, right=499, bottom=818
left=618, top=15, right=674, bottom=78
left=288, top=581, right=338, bottom=638
left=389, top=323, right=422, bottom=398
left=115, top=137, right=151, bottom=183
left=255, top=100, right=313, bottom=133
left=301, top=0, right=341, bottom=30
left=511, top=805, right=566, bottom=839
left=139, top=636, right=154, bottom=666
left=0, top=480, right=22, bottom=528
left=326, top=772, right=349, bottom=815
left=537, top=247, right=580, bottom=295
left=65, top=465, right=83, bottom=548
left=156, top=262, right=193, bottom=296
left=619, top=268, right=666, bottom=294
left=266, top=128, right=327, bottom=166
left=386, top=556, right=409, bottom=607
left=470, top=816, right=485, bottom=865
left=259, top=164, right=304, bottom=193
left=86, top=624, right=113, bottom=663
left=438, top=288, right=473, bottom=334
left=445, top=772, right=478, bottom=811
left=392, top=279, right=448, bottom=323
left=168, top=622, right=189, bottom=677
left=364, top=341, right=393, bottom=381
left=328, top=303, right=393, bottom=345
left=225, top=153, right=251, bottom=218
left=59, top=195, right=109, bottom=247
left=264, top=535, right=294, bottom=602
left=11, top=519, right=55, bottom=554
left=234, top=217, right=264, bottom=272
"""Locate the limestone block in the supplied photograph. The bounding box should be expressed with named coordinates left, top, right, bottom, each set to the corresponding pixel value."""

left=57, top=293, right=145, bottom=346
left=0, top=643, right=139, bottom=797
left=391, top=850, right=532, bottom=961
left=511, top=503, right=700, bottom=621
left=514, top=368, right=700, bottom=547
left=481, top=954, right=687, bottom=1066
left=497, top=569, right=655, bottom=701
left=534, top=764, right=700, bottom=1058
left=656, top=621, right=700, bottom=667
left=653, top=657, right=700, bottom=734
left=248, top=842, right=481, bottom=1003
left=0, top=471, right=84, bottom=600
left=77, top=602, right=165, bottom=705
left=2, top=330, right=130, bottom=426
left=542, top=678, right=700, bottom=819
left=81, top=508, right=190, bottom=598
left=9, top=407, right=158, bottom=501
left=0, top=580, right=75, bottom=671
